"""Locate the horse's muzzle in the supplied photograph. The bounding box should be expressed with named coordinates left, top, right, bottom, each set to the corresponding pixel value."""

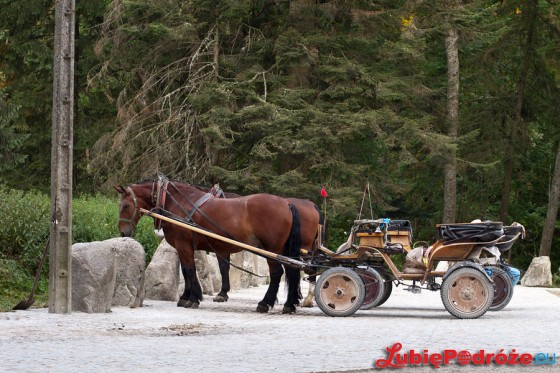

left=120, top=229, right=134, bottom=238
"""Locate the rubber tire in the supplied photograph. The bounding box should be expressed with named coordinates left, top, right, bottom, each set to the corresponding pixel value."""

left=375, top=274, right=393, bottom=307
left=358, top=268, right=385, bottom=310
left=489, top=267, right=514, bottom=312
left=441, top=267, right=494, bottom=319
left=314, top=267, right=366, bottom=317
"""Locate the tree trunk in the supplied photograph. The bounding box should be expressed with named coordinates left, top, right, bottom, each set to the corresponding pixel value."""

left=443, top=27, right=459, bottom=224
left=500, top=0, right=537, bottom=222
left=213, top=26, right=219, bottom=80
left=539, top=141, right=560, bottom=257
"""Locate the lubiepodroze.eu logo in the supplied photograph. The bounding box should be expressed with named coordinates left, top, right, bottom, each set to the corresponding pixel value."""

left=373, top=342, right=557, bottom=369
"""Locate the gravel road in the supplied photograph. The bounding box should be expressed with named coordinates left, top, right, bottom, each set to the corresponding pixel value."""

left=1, top=283, right=559, bottom=372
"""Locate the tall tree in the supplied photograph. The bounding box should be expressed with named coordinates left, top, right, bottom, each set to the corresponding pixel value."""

left=499, top=0, right=537, bottom=223
left=90, top=0, right=437, bottom=216
left=443, top=23, right=460, bottom=223
left=0, top=0, right=110, bottom=192
left=539, top=141, right=560, bottom=257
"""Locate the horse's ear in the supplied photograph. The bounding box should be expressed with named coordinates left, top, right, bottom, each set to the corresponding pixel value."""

left=113, top=185, right=127, bottom=194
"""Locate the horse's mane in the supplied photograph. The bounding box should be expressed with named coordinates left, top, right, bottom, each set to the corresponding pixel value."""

left=133, top=177, right=217, bottom=193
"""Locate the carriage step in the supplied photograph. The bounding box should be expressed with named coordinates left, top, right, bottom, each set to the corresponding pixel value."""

left=404, top=286, right=422, bottom=294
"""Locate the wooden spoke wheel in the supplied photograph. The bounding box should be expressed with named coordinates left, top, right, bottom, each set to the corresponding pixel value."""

left=357, top=268, right=385, bottom=310
left=441, top=267, right=494, bottom=319
left=314, top=267, right=365, bottom=317
left=488, top=267, right=514, bottom=311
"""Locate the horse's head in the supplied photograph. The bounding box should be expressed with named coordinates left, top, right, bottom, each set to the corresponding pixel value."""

left=114, top=184, right=145, bottom=237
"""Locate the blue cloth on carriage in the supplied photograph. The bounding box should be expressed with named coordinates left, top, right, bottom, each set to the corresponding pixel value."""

left=507, top=266, right=521, bottom=285
left=484, top=266, right=520, bottom=286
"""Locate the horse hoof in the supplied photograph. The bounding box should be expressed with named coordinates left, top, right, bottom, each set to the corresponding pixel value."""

left=282, top=306, right=296, bottom=314
left=213, top=294, right=228, bottom=303
left=301, top=300, right=313, bottom=308
left=184, top=300, right=199, bottom=309
left=256, top=304, right=269, bottom=313
left=177, top=298, right=188, bottom=307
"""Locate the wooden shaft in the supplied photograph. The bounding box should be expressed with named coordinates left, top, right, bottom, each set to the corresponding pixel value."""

left=140, top=208, right=306, bottom=269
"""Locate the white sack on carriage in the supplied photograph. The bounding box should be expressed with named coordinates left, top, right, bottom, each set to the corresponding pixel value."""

left=402, top=246, right=427, bottom=273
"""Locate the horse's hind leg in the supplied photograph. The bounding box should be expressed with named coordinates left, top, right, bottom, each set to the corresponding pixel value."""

left=213, top=254, right=230, bottom=302
left=302, top=275, right=316, bottom=308
left=257, top=260, right=283, bottom=313
left=282, top=265, right=301, bottom=314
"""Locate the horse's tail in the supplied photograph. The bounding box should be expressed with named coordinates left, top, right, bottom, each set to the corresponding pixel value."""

left=285, top=203, right=302, bottom=258
left=284, top=203, right=302, bottom=304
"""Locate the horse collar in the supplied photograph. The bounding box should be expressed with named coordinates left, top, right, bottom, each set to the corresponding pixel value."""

left=154, top=179, right=169, bottom=229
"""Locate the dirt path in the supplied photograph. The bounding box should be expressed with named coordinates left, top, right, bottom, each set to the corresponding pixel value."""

left=1, top=283, right=559, bottom=372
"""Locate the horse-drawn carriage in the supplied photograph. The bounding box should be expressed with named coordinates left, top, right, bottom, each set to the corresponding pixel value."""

left=303, top=218, right=524, bottom=318
left=116, top=177, right=524, bottom=319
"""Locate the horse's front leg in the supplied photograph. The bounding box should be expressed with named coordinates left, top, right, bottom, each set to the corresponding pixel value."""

left=177, top=259, right=191, bottom=307
left=213, top=253, right=230, bottom=302
left=176, top=245, right=203, bottom=309
left=257, top=260, right=283, bottom=313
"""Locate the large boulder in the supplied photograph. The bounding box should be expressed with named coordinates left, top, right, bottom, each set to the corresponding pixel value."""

left=72, top=242, right=117, bottom=313
left=110, top=238, right=145, bottom=307
left=144, top=240, right=180, bottom=301
left=521, top=256, right=553, bottom=287
left=195, top=251, right=214, bottom=295
left=207, top=253, right=222, bottom=291
left=230, top=251, right=269, bottom=290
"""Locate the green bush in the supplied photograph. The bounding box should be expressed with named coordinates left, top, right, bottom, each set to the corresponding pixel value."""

left=0, top=187, right=50, bottom=270
left=0, top=186, right=160, bottom=270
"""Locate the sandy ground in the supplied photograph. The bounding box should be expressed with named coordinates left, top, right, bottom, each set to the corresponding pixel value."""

left=1, top=282, right=559, bottom=373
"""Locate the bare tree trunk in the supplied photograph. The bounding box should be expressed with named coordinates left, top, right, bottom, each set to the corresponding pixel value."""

left=213, top=26, right=219, bottom=80
left=539, top=141, right=560, bottom=257
left=500, top=0, right=536, bottom=223
left=443, top=27, right=459, bottom=224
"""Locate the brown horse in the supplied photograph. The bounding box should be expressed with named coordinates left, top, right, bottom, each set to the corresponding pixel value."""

left=187, top=187, right=322, bottom=305
left=116, top=178, right=303, bottom=313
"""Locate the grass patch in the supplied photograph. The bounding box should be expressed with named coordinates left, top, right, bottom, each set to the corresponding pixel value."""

left=0, top=259, right=48, bottom=312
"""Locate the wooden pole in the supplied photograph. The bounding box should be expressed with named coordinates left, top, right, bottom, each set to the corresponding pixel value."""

left=49, top=0, right=75, bottom=314
left=139, top=209, right=307, bottom=269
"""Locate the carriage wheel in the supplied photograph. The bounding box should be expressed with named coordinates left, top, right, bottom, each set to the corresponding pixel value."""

left=441, top=267, right=494, bottom=319
left=315, top=267, right=365, bottom=317
left=488, top=267, right=514, bottom=312
left=357, top=268, right=385, bottom=310
left=376, top=273, right=393, bottom=307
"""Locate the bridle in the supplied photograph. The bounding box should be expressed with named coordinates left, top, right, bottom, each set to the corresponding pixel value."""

left=118, top=186, right=139, bottom=229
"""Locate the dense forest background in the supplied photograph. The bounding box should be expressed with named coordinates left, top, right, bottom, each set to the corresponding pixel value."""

left=1, top=0, right=559, bottom=274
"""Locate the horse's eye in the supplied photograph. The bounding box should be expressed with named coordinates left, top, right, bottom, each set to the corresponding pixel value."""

left=123, top=203, right=130, bottom=209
